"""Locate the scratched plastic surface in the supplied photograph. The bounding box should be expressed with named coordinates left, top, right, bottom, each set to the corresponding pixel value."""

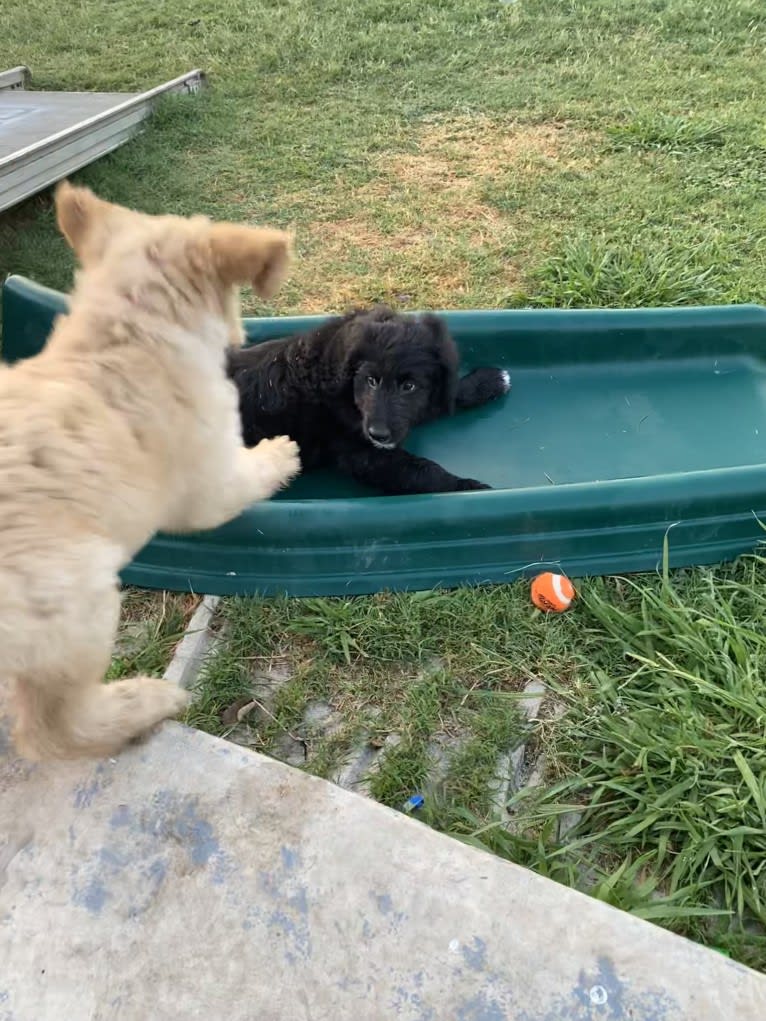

left=5, top=274, right=766, bottom=595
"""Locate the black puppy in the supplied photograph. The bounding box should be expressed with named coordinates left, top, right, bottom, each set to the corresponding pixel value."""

left=227, top=305, right=510, bottom=495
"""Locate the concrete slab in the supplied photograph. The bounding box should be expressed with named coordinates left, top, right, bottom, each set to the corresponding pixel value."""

left=162, top=595, right=219, bottom=690
left=1, top=715, right=765, bottom=1021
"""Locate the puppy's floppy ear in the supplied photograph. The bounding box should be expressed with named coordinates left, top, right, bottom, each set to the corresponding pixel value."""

left=335, top=321, right=366, bottom=393
left=364, top=303, right=398, bottom=324
left=422, top=313, right=458, bottom=415
left=208, top=224, right=292, bottom=299
left=55, top=181, right=114, bottom=262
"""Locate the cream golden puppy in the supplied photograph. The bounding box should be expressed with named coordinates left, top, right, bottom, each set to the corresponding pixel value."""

left=0, top=183, right=300, bottom=760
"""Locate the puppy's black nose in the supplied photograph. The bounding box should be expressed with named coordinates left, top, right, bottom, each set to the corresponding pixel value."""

left=368, top=426, right=392, bottom=444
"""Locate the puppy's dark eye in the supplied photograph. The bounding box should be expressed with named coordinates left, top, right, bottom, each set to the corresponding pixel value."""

left=367, top=376, right=380, bottom=389
left=400, top=381, right=416, bottom=393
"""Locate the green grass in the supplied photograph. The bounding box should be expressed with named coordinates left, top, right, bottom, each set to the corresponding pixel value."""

left=186, top=589, right=540, bottom=804
left=191, top=559, right=766, bottom=970
left=452, top=560, right=766, bottom=972
left=607, top=113, right=730, bottom=153
left=108, top=590, right=197, bottom=680
left=4, top=0, right=766, bottom=974
left=2, top=0, right=766, bottom=309
left=527, top=237, right=726, bottom=307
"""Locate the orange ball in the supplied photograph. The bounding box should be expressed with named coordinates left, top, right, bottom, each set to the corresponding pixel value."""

left=530, top=572, right=575, bottom=613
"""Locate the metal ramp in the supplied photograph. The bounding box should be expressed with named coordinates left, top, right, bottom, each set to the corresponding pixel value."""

left=0, top=66, right=205, bottom=213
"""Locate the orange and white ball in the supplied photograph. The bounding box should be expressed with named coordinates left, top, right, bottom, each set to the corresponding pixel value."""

left=530, top=572, right=575, bottom=613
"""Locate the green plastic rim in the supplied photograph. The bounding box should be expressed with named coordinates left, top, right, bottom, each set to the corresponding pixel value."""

left=4, top=274, right=766, bottom=596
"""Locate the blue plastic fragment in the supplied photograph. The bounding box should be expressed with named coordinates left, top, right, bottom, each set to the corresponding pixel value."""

left=403, top=794, right=425, bottom=813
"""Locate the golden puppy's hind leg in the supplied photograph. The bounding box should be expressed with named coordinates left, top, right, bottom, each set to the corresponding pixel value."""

left=13, top=673, right=189, bottom=761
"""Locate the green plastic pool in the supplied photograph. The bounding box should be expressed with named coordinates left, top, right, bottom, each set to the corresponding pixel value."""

left=3, top=274, right=766, bottom=595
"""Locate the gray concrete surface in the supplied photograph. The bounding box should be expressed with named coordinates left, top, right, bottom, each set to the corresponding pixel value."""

left=162, top=595, right=219, bottom=690
left=1, top=713, right=765, bottom=1021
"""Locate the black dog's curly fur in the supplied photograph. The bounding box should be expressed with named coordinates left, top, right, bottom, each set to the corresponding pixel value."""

left=227, top=305, right=510, bottom=494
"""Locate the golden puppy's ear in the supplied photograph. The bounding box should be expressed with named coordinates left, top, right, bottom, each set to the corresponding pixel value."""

left=54, top=182, right=114, bottom=262
left=55, top=182, right=100, bottom=250
left=208, top=224, right=291, bottom=299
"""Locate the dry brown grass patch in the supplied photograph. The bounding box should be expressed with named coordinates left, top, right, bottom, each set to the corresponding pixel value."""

left=382, top=118, right=591, bottom=194
left=119, top=588, right=200, bottom=629
left=270, top=119, right=592, bottom=313
left=415, top=119, right=588, bottom=170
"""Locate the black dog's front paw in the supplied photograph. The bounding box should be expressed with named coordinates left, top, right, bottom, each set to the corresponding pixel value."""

left=455, top=478, right=493, bottom=491
left=456, top=367, right=511, bottom=409
left=473, top=367, right=511, bottom=400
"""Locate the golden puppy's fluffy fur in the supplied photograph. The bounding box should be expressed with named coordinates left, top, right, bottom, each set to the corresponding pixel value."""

left=0, top=183, right=300, bottom=760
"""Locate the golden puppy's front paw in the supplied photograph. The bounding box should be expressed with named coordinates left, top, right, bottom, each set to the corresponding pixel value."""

left=255, top=435, right=302, bottom=488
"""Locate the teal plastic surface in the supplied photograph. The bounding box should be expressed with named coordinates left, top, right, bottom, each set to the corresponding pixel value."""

left=3, top=273, right=766, bottom=595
